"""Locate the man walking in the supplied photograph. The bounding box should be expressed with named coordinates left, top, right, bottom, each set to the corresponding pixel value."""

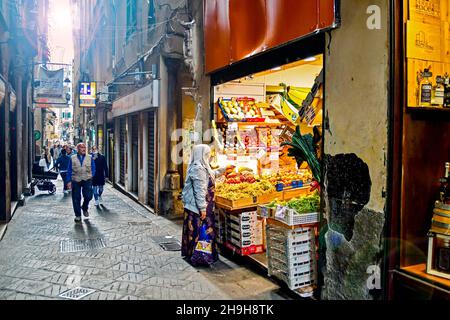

left=67, top=143, right=96, bottom=223
left=91, top=146, right=109, bottom=206
left=56, top=148, right=70, bottom=194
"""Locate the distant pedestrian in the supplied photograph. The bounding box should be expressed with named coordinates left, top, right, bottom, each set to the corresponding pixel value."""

left=40, top=146, right=54, bottom=172
left=91, top=146, right=108, bottom=206
left=50, top=145, right=55, bottom=161
left=67, top=143, right=96, bottom=223
left=56, top=149, right=70, bottom=194
left=54, top=144, right=61, bottom=161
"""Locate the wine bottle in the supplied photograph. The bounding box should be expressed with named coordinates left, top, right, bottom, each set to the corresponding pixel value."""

left=439, top=162, right=449, bottom=204
left=420, top=69, right=433, bottom=107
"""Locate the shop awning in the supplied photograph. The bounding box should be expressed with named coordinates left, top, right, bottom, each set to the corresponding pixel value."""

left=204, top=0, right=340, bottom=74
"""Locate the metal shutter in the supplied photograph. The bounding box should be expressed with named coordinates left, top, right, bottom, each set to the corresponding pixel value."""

left=119, top=117, right=126, bottom=186
left=147, top=111, right=155, bottom=209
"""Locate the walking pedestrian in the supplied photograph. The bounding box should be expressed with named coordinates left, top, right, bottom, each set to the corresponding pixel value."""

left=181, top=144, right=229, bottom=267
left=56, top=148, right=70, bottom=194
left=91, top=146, right=108, bottom=206
left=67, top=143, right=96, bottom=223
left=50, top=145, right=55, bottom=162
left=40, top=146, right=54, bottom=172
left=54, top=144, right=61, bottom=161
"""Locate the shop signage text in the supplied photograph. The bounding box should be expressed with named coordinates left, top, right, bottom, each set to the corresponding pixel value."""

left=80, top=82, right=97, bottom=108
left=111, top=81, right=159, bottom=118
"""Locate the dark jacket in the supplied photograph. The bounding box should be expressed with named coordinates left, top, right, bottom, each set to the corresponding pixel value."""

left=56, top=154, right=70, bottom=172
left=92, top=153, right=108, bottom=186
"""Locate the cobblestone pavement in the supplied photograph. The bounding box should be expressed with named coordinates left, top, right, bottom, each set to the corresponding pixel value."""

left=0, top=180, right=291, bottom=300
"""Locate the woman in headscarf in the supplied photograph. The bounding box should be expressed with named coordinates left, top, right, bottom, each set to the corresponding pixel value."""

left=181, top=144, right=228, bottom=266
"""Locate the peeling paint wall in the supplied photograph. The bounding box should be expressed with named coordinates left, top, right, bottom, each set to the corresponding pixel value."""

left=322, top=0, right=389, bottom=300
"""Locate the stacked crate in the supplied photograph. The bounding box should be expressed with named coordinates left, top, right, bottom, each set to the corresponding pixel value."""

left=226, top=211, right=264, bottom=247
left=214, top=208, right=226, bottom=245
left=266, top=224, right=317, bottom=291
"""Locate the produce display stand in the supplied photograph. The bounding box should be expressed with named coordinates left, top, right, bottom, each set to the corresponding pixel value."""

left=215, top=185, right=312, bottom=212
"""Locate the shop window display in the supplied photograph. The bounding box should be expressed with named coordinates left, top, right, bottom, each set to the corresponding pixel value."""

left=211, top=55, right=324, bottom=297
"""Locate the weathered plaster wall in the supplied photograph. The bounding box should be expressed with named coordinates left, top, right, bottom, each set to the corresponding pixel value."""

left=322, top=0, right=389, bottom=300
left=188, top=0, right=212, bottom=136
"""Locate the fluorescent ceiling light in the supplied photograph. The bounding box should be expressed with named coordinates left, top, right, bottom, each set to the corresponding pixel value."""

left=304, top=57, right=317, bottom=62
left=271, top=67, right=282, bottom=71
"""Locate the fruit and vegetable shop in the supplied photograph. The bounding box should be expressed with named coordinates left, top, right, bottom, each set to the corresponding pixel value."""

left=209, top=53, right=325, bottom=298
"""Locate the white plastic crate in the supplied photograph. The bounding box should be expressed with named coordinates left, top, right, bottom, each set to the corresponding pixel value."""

left=274, top=207, right=319, bottom=226
left=268, top=249, right=313, bottom=268
left=268, top=266, right=316, bottom=290
left=267, top=241, right=314, bottom=257
left=267, top=229, right=314, bottom=246
left=269, top=258, right=314, bottom=276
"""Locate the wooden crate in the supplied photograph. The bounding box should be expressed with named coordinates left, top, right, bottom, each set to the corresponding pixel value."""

left=215, top=196, right=258, bottom=210
left=257, top=191, right=283, bottom=204
left=267, top=218, right=319, bottom=231
left=283, top=187, right=311, bottom=201
left=406, top=20, right=442, bottom=62
left=408, top=0, right=447, bottom=24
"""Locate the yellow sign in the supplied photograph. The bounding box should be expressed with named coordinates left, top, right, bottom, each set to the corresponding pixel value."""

left=80, top=82, right=96, bottom=107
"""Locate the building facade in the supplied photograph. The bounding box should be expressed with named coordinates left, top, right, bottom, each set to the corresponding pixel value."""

left=72, top=0, right=194, bottom=214
left=0, top=0, right=50, bottom=223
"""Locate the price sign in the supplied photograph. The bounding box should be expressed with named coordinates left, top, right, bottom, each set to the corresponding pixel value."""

left=275, top=205, right=287, bottom=220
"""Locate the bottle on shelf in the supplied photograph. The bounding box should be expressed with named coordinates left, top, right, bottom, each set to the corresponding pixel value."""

left=439, top=162, right=449, bottom=205
left=432, top=75, right=445, bottom=107
left=444, top=73, right=450, bottom=108
left=419, top=68, right=433, bottom=107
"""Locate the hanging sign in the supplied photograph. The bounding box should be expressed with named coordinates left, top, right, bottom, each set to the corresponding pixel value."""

left=80, top=82, right=97, bottom=108
left=0, top=77, right=5, bottom=104
left=10, top=91, right=16, bottom=112
left=34, top=66, right=66, bottom=107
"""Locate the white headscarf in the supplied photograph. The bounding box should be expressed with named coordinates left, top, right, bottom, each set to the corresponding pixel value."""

left=188, top=144, right=215, bottom=183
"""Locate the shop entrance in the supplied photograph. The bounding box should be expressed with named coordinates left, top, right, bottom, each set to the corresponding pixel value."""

left=107, top=126, right=114, bottom=184
left=119, top=117, right=126, bottom=187
left=9, top=109, right=18, bottom=201
left=147, top=110, right=156, bottom=209
left=131, top=114, right=139, bottom=195
left=212, top=53, right=324, bottom=298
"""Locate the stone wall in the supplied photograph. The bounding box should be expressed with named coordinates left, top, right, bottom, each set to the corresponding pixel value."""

left=321, top=0, right=389, bottom=300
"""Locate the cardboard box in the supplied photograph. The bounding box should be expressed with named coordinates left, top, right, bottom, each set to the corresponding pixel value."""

left=224, top=242, right=265, bottom=256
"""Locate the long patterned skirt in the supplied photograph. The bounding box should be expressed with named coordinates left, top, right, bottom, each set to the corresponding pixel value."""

left=181, top=208, right=218, bottom=266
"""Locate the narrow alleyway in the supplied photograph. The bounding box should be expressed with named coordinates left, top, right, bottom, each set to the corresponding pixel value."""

left=0, top=179, right=292, bottom=300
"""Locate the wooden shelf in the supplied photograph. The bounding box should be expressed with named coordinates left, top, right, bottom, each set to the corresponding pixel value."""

left=401, top=264, right=450, bottom=290
left=406, top=106, right=450, bottom=112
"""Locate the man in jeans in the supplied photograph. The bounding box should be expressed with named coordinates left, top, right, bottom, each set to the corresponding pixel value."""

left=91, top=146, right=108, bottom=206
left=67, top=143, right=96, bottom=223
left=56, top=148, right=70, bottom=194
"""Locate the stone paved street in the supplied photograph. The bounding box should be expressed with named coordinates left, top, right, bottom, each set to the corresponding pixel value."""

left=0, top=180, right=292, bottom=300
